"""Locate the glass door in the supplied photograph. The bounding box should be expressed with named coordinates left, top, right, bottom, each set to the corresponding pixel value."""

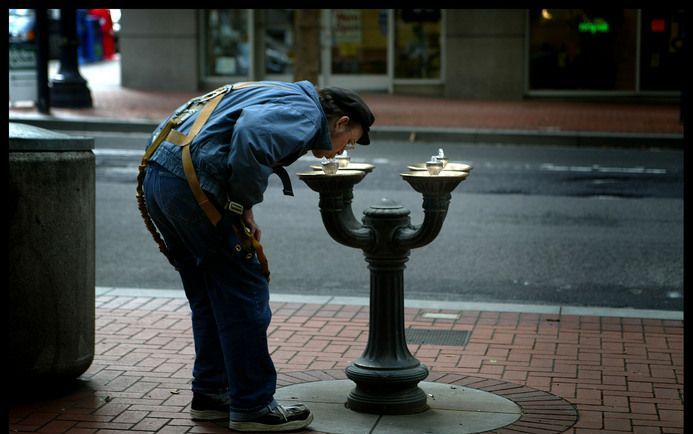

left=327, top=9, right=389, bottom=90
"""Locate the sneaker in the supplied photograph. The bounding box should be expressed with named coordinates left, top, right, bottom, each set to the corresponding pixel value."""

left=228, top=403, right=313, bottom=432
left=190, top=393, right=230, bottom=420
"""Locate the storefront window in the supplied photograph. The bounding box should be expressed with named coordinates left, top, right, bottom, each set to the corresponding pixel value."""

left=528, top=9, right=637, bottom=91
left=394, top=9, right=441, bottom=79
left=264, top=10, right=294, bottom=75
left=205, top=10, right=249, bottom=77
left=639, top=9, right=685, bottom=91
left=331, top=9, right=388, bottom=74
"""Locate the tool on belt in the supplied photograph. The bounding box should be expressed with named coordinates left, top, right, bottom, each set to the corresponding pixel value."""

left=136, top=82, right=291, bottom=280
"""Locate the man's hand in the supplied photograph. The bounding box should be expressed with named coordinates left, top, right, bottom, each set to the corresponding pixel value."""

left=241, top=207, right=261, bottom=242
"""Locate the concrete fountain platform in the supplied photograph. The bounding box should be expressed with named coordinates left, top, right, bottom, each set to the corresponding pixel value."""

left=277, top=380, right=520, bottom=434
left=275, top=370, right=578, bottom=434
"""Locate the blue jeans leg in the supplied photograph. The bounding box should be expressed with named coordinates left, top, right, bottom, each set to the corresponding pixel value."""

left=143, top=163, right=276, bottom=417
left=200, top=248, right=277, bottom=419
left=177, top=263, right=228, bottom=396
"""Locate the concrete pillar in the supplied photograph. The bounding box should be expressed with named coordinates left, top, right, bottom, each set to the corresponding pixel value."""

left=119, top=9, right=199, bottom=90
left=9, top=123, right=95, bottom=388
left=444, top=10, right=526, bottom=100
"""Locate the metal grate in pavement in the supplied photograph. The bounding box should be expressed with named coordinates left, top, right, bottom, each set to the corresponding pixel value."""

left=405, top=328, right=470, bottom=346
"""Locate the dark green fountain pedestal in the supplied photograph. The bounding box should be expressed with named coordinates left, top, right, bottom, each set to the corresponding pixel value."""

left=298, top=167, right=469, bottom=414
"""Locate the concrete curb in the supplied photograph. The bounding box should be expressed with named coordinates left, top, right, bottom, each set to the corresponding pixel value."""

left=9, top=114, right=684, bottom=148
left=95, top=287, right=684, bottom=320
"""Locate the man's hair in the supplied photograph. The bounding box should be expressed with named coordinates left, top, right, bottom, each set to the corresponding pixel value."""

left=317, top=88, right=350, bottom=125
left=317, top=86, right=374, bottom=145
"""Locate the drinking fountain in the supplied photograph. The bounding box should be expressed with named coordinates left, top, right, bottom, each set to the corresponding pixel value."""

left=297, top=158, right=470, bottom=415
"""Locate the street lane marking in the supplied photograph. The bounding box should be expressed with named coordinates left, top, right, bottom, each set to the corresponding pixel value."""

left=422, top=312, right=460, bottom=320
left=540, top=163, right=667, bottom=175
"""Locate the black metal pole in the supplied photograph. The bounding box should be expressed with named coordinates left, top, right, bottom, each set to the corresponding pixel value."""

left=50, top=8, right=92, bottom=108
left=35, top=8, right=51, bottom=114
left=344, top=231, right=430, bottom=415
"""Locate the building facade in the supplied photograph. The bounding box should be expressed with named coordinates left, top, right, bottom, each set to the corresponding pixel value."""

left=119, top=9, right=684, bottom=100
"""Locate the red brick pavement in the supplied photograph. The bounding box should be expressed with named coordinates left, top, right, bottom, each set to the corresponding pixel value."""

left=9, top=296, right=684, bottom=434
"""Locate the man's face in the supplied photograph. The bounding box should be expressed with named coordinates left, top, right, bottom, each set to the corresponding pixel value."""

left=312, top=115, right=364, bottom=159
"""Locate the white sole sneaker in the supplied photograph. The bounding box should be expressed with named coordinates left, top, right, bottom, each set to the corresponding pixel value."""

left=228, top=410, right=313, bottom=432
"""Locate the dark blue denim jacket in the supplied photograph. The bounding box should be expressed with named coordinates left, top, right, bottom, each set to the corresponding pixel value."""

left=147, top=80, right=332, bottom=209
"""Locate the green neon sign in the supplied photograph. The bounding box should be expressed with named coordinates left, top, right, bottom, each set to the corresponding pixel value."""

left=579, top=18, right=610, bottom=34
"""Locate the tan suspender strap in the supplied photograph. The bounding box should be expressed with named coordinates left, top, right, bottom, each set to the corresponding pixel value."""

left=165, top=129, right=187, bottom=146
left=141, top=119, right=174, bottom=163
left=185, top=89, right=226, bottom=141
left=181, top=146, right=222, bottom=225
left=169, top=91, right=227, bottom=225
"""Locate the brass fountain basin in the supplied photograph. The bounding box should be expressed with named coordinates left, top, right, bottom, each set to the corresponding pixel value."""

left=297, top=169, right=367, bottom=178
left=400, top=170, right=469, bottom=195
left=310, top=163, right=375, bottom=173
left=297, top=169, right=367, bottom=193
left=408, top=162, right=473, bottom=172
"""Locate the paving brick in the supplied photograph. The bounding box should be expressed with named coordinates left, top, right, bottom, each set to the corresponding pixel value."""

left=92, top=402, right=130, bottom=417
left=479, top=364, right=505, bottom=376
left=131, top=417, right=169, bottom=431
left=575, top=388, right=602, bottom=404
left=503, top=370, right=528, bottom=381
left=524, top=375, right=552, bottom=390
left=551, top=382, right=576, bottom=399
left=73, top=422, right=134, bottom=431
left=153, top=426, right=190, bottom=434
left=632, top=427, right=662, bottom=434
left=604, top=415, right=633, bottom=431
left=112, top=410, right=149, bottom=424
left=35, top=420, right=78, bottom=434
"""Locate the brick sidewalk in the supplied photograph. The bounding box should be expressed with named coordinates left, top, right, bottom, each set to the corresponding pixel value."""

left=9, top=295, right=684, bottom=434
left=9, top=88, right=685, bottom=136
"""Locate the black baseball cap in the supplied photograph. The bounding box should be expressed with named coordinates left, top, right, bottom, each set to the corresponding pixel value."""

left=322, top=87, right=375, bottom=145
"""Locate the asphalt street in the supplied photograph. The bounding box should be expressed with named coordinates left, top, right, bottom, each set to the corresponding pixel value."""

left=90, top=132, right=684, bottom=311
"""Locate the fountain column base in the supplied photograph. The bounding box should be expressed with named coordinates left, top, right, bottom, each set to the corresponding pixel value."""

left=345, top=364, right=430, bottom=414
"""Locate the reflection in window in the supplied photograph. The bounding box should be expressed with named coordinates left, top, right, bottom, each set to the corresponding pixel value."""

left=331, top=9, right=387, bottom=75
left=528, top=9, right=637, bottom=91
left=639, top=9, right=685, bottom=91
left=265, top=10, right=294, bottom=75
left=394, top=9, right=441, bottom=79
left=205, top=10, right=249, bottom=77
